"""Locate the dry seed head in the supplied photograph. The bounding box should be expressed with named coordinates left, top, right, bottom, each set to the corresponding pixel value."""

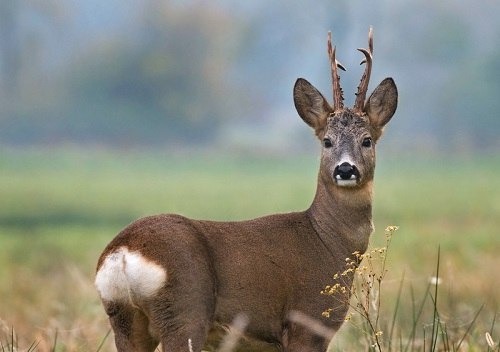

left=322, top=309, right=333, bottom=318
left=321, top=283, right=344, bottom=295
left=485, top=332, right=496, bottom=348
left=341, top=268, right=354, bottom=276
left=385, top=225, right=399, bottom=233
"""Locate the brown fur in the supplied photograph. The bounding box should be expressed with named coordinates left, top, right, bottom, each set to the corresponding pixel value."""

left=95, top=40, right=398, bottom=352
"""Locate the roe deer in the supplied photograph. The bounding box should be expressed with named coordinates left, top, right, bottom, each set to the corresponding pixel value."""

left=95, top=27, right=398, bottom=352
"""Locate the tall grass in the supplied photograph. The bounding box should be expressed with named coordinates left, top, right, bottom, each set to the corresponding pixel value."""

left=0, top=149, right=499, bottom=350
left=327, top=228, right=499, bottom=351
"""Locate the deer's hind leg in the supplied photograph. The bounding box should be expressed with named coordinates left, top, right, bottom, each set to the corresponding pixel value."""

left=143, top=256, right=217, bottom=352
left=104, top=301, right=159, bottom=352
left=102, top=288, right=214, bottom=352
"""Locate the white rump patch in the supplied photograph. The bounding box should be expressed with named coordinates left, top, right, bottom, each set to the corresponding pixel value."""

left=95, top=247, right=167, bottom=302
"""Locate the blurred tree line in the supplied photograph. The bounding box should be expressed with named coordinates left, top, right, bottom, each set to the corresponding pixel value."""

left=0, top=0, right=499, bottom=151
left=0, top=1, right=243, bottom=145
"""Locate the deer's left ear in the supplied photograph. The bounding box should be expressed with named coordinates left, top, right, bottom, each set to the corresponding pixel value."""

left=365, top=78, right=398, bottom=137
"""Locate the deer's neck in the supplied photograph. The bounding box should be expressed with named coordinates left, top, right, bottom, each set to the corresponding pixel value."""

left=307, top=180, right=374, bottom=255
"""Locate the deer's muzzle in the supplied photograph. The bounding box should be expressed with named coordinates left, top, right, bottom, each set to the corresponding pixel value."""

left=334, top=162, right=359, bottom=187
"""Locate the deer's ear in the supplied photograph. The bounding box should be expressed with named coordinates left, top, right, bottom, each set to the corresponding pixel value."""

left=293, top=78, right=331, bottom=138
left=365, top=78, right=398, bottom=137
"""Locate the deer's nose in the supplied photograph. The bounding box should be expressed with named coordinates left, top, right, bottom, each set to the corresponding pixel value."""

left=335, top=162, right=358, bottom=180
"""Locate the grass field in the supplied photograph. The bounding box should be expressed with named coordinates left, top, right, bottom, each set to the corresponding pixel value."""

left=0, top=148, right=499, bottom=351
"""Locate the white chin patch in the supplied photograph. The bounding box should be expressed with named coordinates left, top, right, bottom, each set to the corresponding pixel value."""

left=335, top=176, right=358, bottom=187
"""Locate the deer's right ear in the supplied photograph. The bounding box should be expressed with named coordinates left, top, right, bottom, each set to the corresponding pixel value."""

left=293, top=78, right=331, bottom=138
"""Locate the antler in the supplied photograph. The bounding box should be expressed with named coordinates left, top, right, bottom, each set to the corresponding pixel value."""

left=353, top=27, right=374, bottom=113
left=327, top=31, right=346, bottom=112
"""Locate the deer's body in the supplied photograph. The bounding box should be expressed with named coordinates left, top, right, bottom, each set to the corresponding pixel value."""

left=95, top=28, right=398, bottom=352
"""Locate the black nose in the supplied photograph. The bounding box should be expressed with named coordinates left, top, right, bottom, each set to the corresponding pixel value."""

left=335, top=162, right=357, bottom=180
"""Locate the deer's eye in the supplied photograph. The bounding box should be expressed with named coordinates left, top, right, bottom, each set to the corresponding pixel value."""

left=362, top=137, right=372, bottom=148
left=323, top=138, right=333, bottom=148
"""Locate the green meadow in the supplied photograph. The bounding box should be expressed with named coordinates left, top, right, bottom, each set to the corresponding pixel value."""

left=0, top=149, right=499, bottom=351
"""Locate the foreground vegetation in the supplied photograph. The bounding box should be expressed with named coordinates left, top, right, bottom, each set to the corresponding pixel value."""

left=0, top=148, right=498, bottom=351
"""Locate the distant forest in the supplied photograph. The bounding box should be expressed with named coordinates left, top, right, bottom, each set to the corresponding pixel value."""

left=0, top=0, right=499, bottom=152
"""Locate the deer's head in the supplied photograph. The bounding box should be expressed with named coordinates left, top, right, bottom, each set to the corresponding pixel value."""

left=294, top=28, right=397, bottom=190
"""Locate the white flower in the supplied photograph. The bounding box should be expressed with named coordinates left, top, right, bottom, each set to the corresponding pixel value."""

left=429, top=276, right=442, bottom=285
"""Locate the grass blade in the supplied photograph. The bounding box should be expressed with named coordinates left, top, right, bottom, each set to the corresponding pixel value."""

left=430, top=245, right=441, bottom=352
left=455, top=304, right=484, bottom=351
left=487, top=313, right=497, bottom=352
left=388, top=270, right=405, bottom=352
left=404, top=282, right=432, bottom=352
left=51, top=328, right=58, bottom=352
left=26, top=339, right=40, bottom=352
left=95, top=329, right=112, bottom=352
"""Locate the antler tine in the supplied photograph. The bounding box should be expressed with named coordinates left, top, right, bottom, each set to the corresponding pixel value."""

left=327, top=31, right=345, bottom=112
left=353, top=27, right=374, bottom=113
